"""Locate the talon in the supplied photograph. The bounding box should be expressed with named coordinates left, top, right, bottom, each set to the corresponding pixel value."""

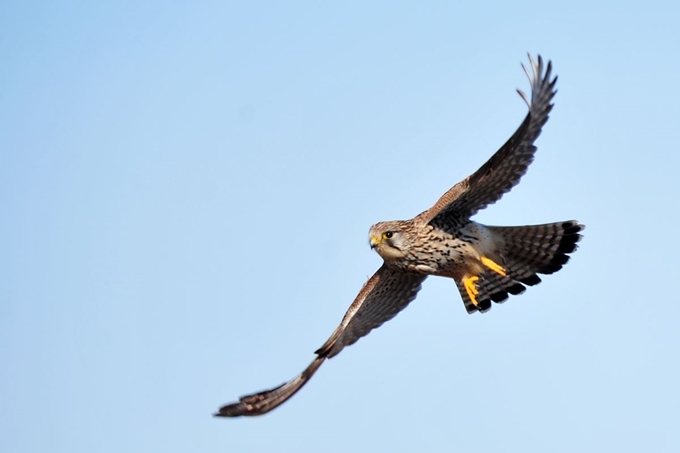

left=463, top=276, right=480, bottom=307
left=481, top=256, right=506, bottom=276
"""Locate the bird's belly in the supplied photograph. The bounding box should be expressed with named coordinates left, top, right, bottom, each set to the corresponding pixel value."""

left=406, top=238, right=483, bottom=279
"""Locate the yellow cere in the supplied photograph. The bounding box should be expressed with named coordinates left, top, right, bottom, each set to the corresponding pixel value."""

left=481, top=256, right=506, bottom=276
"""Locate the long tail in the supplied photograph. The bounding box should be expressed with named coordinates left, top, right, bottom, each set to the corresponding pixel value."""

left=457, top=220, right=584, bottom=313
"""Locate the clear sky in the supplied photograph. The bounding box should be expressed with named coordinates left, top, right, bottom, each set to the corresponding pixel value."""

left=2, top=1, right=680, bottom=452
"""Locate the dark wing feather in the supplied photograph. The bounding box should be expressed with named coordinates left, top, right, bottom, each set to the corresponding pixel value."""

left=315, top=266, right=425, bottom=358
left=214, top=356, right=325, bottom=417
left=416, top=55, right=557, bottom=225
left=214, top=266, right=425, bottom=417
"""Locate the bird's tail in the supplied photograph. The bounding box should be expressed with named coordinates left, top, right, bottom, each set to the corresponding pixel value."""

left=457, top=220, right=584, bottom=313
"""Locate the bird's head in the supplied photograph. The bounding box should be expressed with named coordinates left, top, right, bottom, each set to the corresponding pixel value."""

left=368, top=221, right=413, bottom=260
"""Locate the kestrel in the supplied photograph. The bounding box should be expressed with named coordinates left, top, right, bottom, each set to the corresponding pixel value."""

left=215, top=55, right=583, bottom=417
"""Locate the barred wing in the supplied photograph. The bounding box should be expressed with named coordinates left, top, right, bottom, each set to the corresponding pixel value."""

left=215, top=266, right=425, bottom=417
left=417, top=55, right=557, bottom=224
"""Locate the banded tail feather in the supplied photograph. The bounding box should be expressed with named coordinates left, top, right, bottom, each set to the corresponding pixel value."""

left=459, top=221, right=584, bottom=313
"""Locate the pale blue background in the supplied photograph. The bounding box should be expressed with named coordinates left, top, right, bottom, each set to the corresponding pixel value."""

left=2, top=1, right=679, bottom=452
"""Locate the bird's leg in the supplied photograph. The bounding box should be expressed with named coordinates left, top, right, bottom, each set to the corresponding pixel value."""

left=462, top=276, right=480, bottom=306
left=481, top=256, right=506, bottom=276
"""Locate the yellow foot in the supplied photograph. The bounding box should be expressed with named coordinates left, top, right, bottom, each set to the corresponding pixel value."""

left=481, top=256, right=506, bottom=276
left=463, top=276, right=480, bottom=307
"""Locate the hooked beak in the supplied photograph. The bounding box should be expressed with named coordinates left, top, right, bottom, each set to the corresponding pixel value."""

left=369, top=236, right=380, bottom=249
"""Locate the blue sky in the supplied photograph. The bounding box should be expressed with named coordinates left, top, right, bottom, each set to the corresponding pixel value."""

left=2, top=1, right=680, bottom=452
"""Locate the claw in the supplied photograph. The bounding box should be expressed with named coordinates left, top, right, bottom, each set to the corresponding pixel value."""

left=481, top=256, right=506, bottom=276
left=463, top=276, right=480, bottom=307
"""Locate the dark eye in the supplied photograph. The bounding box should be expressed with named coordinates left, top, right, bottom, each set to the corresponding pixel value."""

left=383, top=231, right=394, bottom=239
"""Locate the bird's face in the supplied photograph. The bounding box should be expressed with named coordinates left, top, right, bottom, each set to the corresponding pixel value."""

left=368, top=221, right=411, bottom=260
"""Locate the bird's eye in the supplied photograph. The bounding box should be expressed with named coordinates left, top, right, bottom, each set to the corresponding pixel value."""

left=383, top=231, right=394, bottom=239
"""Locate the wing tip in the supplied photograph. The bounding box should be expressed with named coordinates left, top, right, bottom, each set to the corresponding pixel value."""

left=518, top=53, right=557, bottom=108
left=214, top=356, right=327, bottom=418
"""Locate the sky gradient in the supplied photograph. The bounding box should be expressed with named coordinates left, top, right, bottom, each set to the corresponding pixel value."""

left=2, top=1, right=680, bottom=452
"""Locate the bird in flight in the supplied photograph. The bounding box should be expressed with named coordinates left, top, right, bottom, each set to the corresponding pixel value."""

left=215, top=55, right=583, bottom=417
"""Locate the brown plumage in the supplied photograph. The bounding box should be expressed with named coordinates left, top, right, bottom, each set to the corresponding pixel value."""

left=215, top=55, right=584, bottom=417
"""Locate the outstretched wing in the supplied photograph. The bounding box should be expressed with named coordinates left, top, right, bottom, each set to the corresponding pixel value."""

left=215, top=266, right=425, bottom=417
left=214, top=356, right=326, bottom=417
left=314, top=266, right=426, bottom=358
left=416, top=54, right=557, bottom=225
